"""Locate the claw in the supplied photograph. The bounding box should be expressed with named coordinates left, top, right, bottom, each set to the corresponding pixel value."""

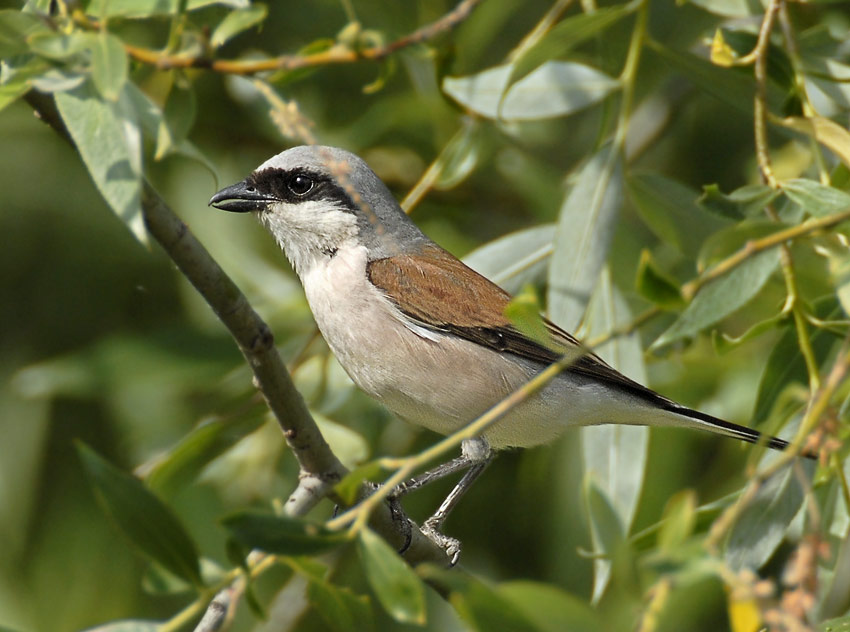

left=421, top=518, right=462, bottom=566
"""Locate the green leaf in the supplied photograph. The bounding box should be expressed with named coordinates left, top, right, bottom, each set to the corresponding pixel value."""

left=548, top=143, right=623, bottom=331
left=778, top=116, right=850, bottom=169
left=506, top=5, right=635, bottom=91
left=307, top=577, right=375, bottom=632
left=818, top=615, right=850, bottom=632
left=154, top=79, right=196, bottom=160
left=657, top=490, right=697, bottom=554
left=752, top=297, right=840, bottom=426
left=583, top=478, right=627, bottom=575
left=27, top=31, right=90, bottom=60
left=820, top=524, right=850, bottom=619
left=145, top=413, right=265, bottom=498
left=0, top=79, right=31, bottom=113
left=650, top=43, right=761, bottom=115
left=687, top=0, right=764, bottom=17
left=636, top=250, right=684, bottom=309
left=55, top=81, right=145, bottom=241
left=627, top=173, right=730, bottom=254
left=211, top=5, right=268, bottom=48
left=817, top=235, right=850, bottom=317
left=334, top=461, right=384, bottom=506
left=782, top=178, right=850, bottom=218
left=0, top=9, right=48, bottom=56
left=498, top=581, right=602, bottom=632
left=698, top=183, right=780, bottom=220
left=357, top=528, right=425, bottom=625
left=504, top=286, right=552, bottom=349
left=86, top=0, right=248, bottom=18
left=652, top=224, right=783, bottom=348
left=76, top=442, right=202, bottom=586
left=580, top=268, right=646, bottom=602
left=418, top=567, right=542, bottom=632
left=725, top=455, right=816, bottom=570
left=80, top=622, right=161, bottom=632
left=90, top=32, right=129, bottom=101
left=433, top=120, right=483, bottom=190
left=463, top=224, right=555, bottom=295
left=443, top=61, right=618, bottom=122
left=221, top=510, right=349, bottom=555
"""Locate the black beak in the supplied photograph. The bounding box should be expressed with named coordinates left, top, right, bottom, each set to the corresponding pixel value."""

left=209, top=179, right=276, bottom=213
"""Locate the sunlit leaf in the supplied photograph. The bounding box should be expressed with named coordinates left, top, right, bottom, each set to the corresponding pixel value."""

left=86, top=0, right=248, bottom=18
left=90, top=32, right=129, bottom=101
left=211, top=5, right=268, bottom=48
left=725, top=455, right=816, bottom=570
left=27, top=31, right=89, bottom=60
left=778, top=116, right=850, bottom=169
left=76, top=442, right=202, bottom=586
left=506, top=5, right=635, bottom=90
left=504, top=286, right=551, bottom=349
left=782, top=178, right=850, bottom=218
left=433, top=121, right=483, bottom=190
left=654, top=251, right=780, bottom=347
left=55, top=81, right=145, bottom=241
left=548, top=144, right=623, bottom=330
left=80, top=622, right=161, bottom=632
left=464, top=224, right=555, bottom=295
left=0, top=9, right=48, bottom=56
left=687, top=0, right=765, bottom=17
left=357, top=528, right=425, bottom=625
left=580, top=268, right=646, bottom=602
left=443, top=61, right=618, bottom=122
left=221, top=510, right=349, bottom=555
left=154, top=79, right=196, bottom=160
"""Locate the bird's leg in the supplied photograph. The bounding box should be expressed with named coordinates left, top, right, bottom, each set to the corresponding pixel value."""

left=414, top=437, right=494, bottom=565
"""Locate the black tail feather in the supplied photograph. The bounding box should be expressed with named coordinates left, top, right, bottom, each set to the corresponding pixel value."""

left=664, top=404, right=817, bottom=460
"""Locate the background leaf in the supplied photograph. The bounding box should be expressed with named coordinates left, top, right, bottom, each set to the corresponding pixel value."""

left=356, top=529, right=425, bottom=625
left=548, top=144, right=623, bottom=330
left=76, top=443, right=202, bottom=586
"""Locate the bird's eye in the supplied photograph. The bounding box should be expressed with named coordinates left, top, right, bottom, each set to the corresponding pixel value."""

left=287, top=175, right=314, bottom=196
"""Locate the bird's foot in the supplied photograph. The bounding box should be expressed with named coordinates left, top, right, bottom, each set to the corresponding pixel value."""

left=420, top=517, right=462, bottom=566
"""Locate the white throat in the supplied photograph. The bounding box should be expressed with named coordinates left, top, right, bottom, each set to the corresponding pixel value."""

left=259, top=200, right=359, bottom=278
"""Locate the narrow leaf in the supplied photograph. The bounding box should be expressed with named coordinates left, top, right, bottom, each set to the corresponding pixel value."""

left=211, top=5, right=268, bottom=48
left=443, top=61, right=618, bottom=122
left=55, top=81, right=144, bottom=241
left=357, top=528, right=425, bottom=625
left=498, top=581, right=602, bottom=632
left=507, top=5, right=634, bottom=90
left=653, top=249, right=781, bottom=348
left=81, top=622, right=161, bottom=632
left=627, top=173, right=729, bottom=254
left=725, top=456, right=816, bottom=570
left=636, top=250, right=685, bottom=309
left=463, top=224, right=555, bottom=295
left=580, top=267, right=647, bottom=601
left=548, top=144, right=623, bottom=331
left=698, top=183, right=780, bottom=219
left=221, top=510, right=348, bottom=555
left=307, top=578, right=375, bottom=632
left=657, top=490, right=697, bottom=553
left=778, top=116, right=850, bottom=169
left=76, top=442, right=202, bottom=586
left=782, top=178, right=850, bottom=218
left=417, top=567, right=542, bottom=632
left=90, top=32, right=129, bottom=101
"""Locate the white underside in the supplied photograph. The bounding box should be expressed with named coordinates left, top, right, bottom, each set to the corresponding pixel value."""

left=299, top=242, right=690, bottom=450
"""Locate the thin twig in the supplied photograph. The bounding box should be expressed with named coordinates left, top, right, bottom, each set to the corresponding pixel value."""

left=122, top=0, right=482, bottom=75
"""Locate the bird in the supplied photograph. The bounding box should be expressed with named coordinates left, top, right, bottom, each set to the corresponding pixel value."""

left=209, top=145, right=811, bottom=558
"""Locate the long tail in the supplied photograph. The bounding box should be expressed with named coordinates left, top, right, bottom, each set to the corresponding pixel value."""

left=661, top=402, right=816, bottom=460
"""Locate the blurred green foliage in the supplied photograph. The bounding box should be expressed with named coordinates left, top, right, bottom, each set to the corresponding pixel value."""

left=2, top=0, right=850, bottom=630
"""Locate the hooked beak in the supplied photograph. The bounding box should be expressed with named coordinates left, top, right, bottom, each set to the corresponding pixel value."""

left=209, top=179, right=277, bottom=213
